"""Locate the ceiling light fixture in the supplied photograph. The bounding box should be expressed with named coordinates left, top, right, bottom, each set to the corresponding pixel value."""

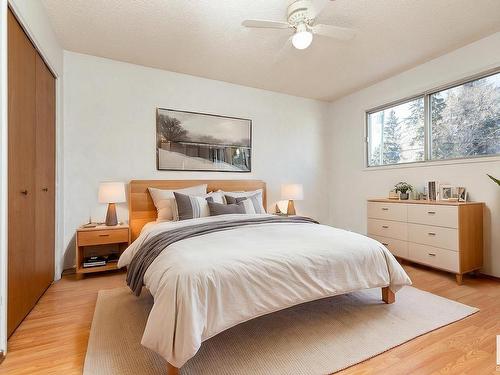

left=292, top=23, right=313, bottom=50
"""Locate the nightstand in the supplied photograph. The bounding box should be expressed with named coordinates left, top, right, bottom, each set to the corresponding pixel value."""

left=76, top=224, right=130, bottom=275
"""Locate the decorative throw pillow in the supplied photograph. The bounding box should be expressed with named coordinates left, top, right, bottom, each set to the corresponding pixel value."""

left=224, top=192, right=265, bottom=214
left=148, top=184, right=207, bottom=221
left=206, top=191, right=225, bottom=204
left=207, top=201, right=246, bottom=216
left=173, top=192, right=212, bottom=221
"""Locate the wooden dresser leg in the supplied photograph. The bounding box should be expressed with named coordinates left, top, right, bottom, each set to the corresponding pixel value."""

left=382, top=287, right=395, bottom=304
left=456, top=274, right=463, bottom=285
left=167, top=362, right=179, bottom=375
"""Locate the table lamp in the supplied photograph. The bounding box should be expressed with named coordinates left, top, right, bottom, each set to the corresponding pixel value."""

left=98, top=182, right=126, bottom=226
left=281, top=184, right=303, bottom=215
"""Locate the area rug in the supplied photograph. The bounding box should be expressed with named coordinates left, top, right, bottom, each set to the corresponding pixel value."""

left=83, top=286, right=478, bottom=375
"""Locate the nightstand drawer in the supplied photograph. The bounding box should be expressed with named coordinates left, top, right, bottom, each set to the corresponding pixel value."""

left=77, top=228, right=129, bottom=246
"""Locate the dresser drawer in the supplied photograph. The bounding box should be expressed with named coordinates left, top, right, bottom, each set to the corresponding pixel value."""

left=368, top=219, right=407, bottom=241
left=77, top=228, right=129, bottom=246
left=367, top=202, right=407, bottom=222
left=407, top=204, right=458, bottom=228
left=408, top=223, right=458, bottom=251
left=408, top=242, right=459, bottom=272
left=369, top=234, right=408, bottom=258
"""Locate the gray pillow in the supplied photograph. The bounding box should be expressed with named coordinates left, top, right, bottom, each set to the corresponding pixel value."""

left=174, top=192, right=211, bottom=221
left=208, top=201, right=246, bottom=216
left=225, top=193, right=265, bottom=214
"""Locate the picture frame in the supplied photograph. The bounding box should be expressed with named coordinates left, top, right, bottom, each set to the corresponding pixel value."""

left=457, top=187, right=467, bottom=202
left=439, top=185, right=454, bottom=201
left=156, top=108, right=252, bottom=172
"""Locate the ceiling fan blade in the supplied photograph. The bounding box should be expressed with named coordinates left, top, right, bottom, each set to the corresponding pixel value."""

left=312, top=24, right=356, bottom=41
left=242, top=19, right=290, bottom=29
left=273, top=36, right=294, bottom=64
left=310, top=0, right=329, bottom=19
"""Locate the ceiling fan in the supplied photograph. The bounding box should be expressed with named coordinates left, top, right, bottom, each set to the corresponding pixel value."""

left=242, top=0, right=356, bottom=50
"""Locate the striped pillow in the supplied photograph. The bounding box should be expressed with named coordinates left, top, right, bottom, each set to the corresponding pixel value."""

left=173, top=192, right=211, bottom=221
left=225, top=193, right=265, bottom=214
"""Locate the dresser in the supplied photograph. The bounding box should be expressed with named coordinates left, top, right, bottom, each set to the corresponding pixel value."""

left=367, top=199, right=483, bottom=284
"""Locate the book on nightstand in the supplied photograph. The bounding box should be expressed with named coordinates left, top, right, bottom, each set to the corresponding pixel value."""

left=83, top=256, right=107, bottom=268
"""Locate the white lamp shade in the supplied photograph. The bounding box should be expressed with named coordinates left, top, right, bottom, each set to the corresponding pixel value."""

left=98, top=182, right=126, bottom=203
left=281, top=184, right=304, bottom=201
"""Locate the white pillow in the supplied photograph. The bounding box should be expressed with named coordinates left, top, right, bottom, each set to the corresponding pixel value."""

left=221, top=189, right=266, bottom=213
left=148, top=184, right=207, bottom=221
left=206, top=191, right=225, bottom=204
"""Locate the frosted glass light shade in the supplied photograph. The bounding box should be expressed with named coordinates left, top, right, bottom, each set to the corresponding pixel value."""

left=281, top=184, right=304, bottom=201
left=292, top=23, right=313, bottom=50
left=98, top=182, right=126, bottom=203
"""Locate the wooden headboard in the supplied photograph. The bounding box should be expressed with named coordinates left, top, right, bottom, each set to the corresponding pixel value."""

left=129, top=180, right=267, bottom=241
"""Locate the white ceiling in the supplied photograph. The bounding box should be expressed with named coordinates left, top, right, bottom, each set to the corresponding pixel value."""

left=41, top=0, right=500, bottom=101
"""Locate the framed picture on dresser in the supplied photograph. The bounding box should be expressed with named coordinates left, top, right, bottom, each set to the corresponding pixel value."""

left=156, top=108, right=252, bottom=172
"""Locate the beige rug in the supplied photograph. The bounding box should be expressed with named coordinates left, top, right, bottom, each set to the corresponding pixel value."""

left=83, top=286, right=478, bottom=375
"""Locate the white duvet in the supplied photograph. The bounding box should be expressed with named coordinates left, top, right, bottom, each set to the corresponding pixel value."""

left=118, top=214, right=411, bottom=368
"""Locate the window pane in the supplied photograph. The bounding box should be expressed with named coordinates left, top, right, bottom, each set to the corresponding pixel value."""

left=431, top=72, right=500, bottom=160
left=367, top=97, right=424, bottom=166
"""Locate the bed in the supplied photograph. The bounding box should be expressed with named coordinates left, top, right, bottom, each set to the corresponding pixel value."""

left=118, top=180, right=412, bottom=374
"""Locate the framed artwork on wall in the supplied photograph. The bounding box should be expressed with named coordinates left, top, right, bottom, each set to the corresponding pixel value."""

left=156, top=108, right=252, bottom=172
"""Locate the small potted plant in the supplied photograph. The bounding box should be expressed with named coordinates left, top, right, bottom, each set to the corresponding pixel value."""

left=394, top=182, right=413, bottom=200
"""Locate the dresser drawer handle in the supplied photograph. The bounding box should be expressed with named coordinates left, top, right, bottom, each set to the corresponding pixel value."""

left=428, top=253, right=436, bottom=256
left=99, top=234, right=110, bottom=237
left=382, top=243, right=389, bottom=246
left=381, top=208, right=389, bottom=211
left=428, top=232, right=436, bottom=236
left=382, top=225, right=389, bottom=229
left=427, top=211, right=436, bottom=215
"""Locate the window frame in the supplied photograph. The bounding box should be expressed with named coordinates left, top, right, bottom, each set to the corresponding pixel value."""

left=365, top=67, right=500, bottom=168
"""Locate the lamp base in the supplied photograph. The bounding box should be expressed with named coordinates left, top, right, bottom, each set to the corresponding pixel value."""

left=287, top=200, right=296, bottom=216
left=105, top=203, right=118, bottom=226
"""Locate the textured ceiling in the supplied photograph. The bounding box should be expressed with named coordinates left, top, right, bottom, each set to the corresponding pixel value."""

left=41, top=0, right=500, bottom=101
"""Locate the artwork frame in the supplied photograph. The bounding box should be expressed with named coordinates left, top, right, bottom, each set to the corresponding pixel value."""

left=439, top=184, right=454, bottom=201
left=156, top=108, right=252, bottom=172
left=457, top=187, right=467, bottom=202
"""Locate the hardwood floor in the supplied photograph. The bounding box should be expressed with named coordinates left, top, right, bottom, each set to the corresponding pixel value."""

left=0, top=264, right=499, bottom=374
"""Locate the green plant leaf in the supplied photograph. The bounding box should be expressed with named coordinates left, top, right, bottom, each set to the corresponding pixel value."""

left=487, top=174, right=500, bottom=186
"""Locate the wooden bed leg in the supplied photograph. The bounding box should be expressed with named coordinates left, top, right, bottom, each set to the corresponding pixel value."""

left=456, top=274, right=463, bottom=285
left=166, top=362, right=179, bottom=375
left=382, top=287, right=395, bottom=304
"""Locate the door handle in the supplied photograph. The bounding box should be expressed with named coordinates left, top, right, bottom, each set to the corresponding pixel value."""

left=20, top=190, right=28, bottom=195
left=42, top=187, right=48, bottom=192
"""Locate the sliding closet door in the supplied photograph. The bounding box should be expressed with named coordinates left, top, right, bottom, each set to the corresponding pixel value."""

left=7, top=9, right=37, bottom=336
left=34, top=54, right=56, bottom=300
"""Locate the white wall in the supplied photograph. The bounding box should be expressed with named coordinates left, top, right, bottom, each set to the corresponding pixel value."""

left=0, top=0, right=63, bottom=353
left=62, top=51, right=329, bottom=269
left=327, top=32, right=500, bottom=277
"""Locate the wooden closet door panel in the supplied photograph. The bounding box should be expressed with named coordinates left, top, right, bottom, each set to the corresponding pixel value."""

left=7, top=9, right=37, bottom=337
left=34, top=54, right=56, bottom=294
left=34, top=54, right=56, bottom=299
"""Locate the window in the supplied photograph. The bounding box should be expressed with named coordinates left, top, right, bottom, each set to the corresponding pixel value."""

left=431, top=73, right=500, bottom=160
left=367, top=97, right=424, bottom=166
left=366, top=70, right=500, bottom=167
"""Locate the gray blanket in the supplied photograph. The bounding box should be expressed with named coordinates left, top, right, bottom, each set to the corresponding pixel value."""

left=126, top=216, right=318, bottom=295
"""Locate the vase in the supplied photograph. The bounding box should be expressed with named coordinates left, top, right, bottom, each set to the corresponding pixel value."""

left=400, top=193, right=409, bottom=200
